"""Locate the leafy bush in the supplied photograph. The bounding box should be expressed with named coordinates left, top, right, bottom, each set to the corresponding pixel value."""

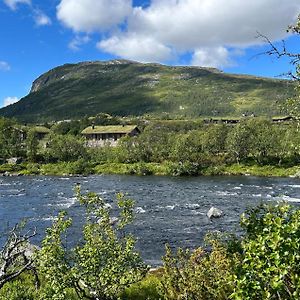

left=167, top=162, right=200, bottom=176
left=121, top=274, right=162, bottom=300
left=0, top=273, right=37, bottom=300
left=37, top=189, right=148, bottom=300
left=232, top=203, right=300, bottom=300
left=160, top=236, right=237, bottom=300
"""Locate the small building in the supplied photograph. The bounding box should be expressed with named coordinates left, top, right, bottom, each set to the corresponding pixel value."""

left=18, top=125, right=51, bottom=141
left=32, top=126, right=51, bottom=140
left=81, top=125, right=140, bottom=147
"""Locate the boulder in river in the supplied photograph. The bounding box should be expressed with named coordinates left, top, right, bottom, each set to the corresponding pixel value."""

left=207, top=207, right=223, bottom=219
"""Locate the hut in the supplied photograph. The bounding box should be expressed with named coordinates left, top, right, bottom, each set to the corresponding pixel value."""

left=81, top=125, right=140, bottom=147
left=32, top=126, right=51, bottom=140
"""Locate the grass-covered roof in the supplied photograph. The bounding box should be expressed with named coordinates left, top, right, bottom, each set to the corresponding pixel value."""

left=81, top=125, right=138, bottom=135
left=32, top=126, right=51, bottom=133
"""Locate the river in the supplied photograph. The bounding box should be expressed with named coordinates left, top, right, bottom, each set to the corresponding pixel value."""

left=0, top=175, right=300, bottom=266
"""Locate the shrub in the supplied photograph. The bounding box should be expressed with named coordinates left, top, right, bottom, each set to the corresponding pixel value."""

left=160, top=235, right=237, bottom=300
left=232, top=203, right=300, bottom=300
left=37, top=189, right=148, bottom=300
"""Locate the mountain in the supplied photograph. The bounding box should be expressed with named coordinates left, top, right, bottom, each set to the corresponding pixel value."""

left=0, top=60, right=295, bottom=122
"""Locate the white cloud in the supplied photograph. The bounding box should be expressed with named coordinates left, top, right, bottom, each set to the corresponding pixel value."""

left=98, top=34, right=173, bottom=62
left=0, top=61, right=10, bottom=71
left=4, top=0, right=31, bottom=10
left=69, top=35, right=90, bottom=51
left=34, top=10, right=52, bottom=26
left=191, top=47, right=232, bottom=68
left=57, top=0, right=132, bottom=32
left=3, top=96, right=19, bottom=107
left=57, top=0, right=300, bottom=67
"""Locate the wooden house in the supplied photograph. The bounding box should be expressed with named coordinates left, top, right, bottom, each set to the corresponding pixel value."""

left=18, top=126, right=50, bottom=140
left=81, top=125, right=140, bottom=147
left=32, top=126, right=51, bottom=140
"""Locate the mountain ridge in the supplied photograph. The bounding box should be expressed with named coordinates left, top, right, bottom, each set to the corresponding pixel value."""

left=0, top=60, right=295, bottom=122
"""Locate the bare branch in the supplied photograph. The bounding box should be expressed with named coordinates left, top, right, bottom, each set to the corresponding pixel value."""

left=0, top=224, right=37, bottom=289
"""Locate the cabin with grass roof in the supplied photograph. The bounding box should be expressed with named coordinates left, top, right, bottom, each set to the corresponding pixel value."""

left=81, top=125, right=140, bottom=147
left=31, top=126, right=51, bottom=140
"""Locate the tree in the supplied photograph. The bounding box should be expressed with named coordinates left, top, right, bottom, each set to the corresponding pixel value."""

left=160, top=235, right=237, bottom=300
left=225, top=120, right=253, bottom=163
left=37, top=188, right=148, bottom=300
left=0, top=118, right=24, bottom=159
left=26, top=129, right=39, bottom=162
left=246, top=118, right=276, bottom=164
left=232, top=204, right=300, bottom=300
left=45, top=134, right=87, bottom=162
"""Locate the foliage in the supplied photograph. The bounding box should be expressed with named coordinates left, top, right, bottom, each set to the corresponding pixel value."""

left=44, top=133, right=87, bottom=162
left=37, top=189, right=148, bottom=300
left=232, top=203, right=300, bottom=300
left=0, top=272, right=37, bottom=300
left=0, top=117, right=24, bottom=159
left=26, top=128, right=39, bottom=162
left=121, top=274, right=162, bottom=300
left=37, top=212, right=73, bottom=300
left=160, top=236, right=237, bottom=300
left=226, top=120, right=253, bottom=163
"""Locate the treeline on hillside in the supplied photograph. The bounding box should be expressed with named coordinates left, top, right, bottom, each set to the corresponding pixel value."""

left=1, top=188, right=300, bottom=300
left=0, top=116, right=299, bottom=175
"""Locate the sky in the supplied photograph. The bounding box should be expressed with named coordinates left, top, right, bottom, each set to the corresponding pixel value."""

left=0, top=0, right=299, bottom=108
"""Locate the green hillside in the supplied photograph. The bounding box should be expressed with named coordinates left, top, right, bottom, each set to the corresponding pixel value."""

left=0, top=60, right=295, bottom=122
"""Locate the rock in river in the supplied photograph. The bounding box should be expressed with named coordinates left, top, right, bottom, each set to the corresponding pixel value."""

left=207, top=207, right=223, bottom=219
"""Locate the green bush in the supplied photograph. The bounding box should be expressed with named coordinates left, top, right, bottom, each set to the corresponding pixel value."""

left=0, top=272, right=37, bottom=300
left=37, top=189, right=148, bottom=300
left=160, top=236, right=237, bottom=300
left=122, top=274, right=162, bottom=300
left=167, top=162, right=200, bottom=176
left=232, top=203, right=300, bottom=300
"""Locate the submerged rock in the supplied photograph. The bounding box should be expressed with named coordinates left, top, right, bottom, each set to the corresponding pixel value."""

left=207, top=207, right=223, bottom=219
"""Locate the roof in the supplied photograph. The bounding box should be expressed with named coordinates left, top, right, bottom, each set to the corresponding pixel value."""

left=32, top=126, right=51, bottom=134
left=81, top=125, right=139, bottom=135
left=17, top=125, right=50, bottom=134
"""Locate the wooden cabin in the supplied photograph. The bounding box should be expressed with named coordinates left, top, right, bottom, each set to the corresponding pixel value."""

left=81, top=125, right=140, bottom=147
left=32, top=126, right=51, bottom=140
left=18, top=126, right=50, bottom=140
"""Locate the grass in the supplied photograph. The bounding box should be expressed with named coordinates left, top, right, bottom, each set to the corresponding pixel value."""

left=1, top=161, right=300, bottom=178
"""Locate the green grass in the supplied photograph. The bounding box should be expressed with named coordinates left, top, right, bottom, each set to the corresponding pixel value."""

left=1, top=161, right=299, bottom=178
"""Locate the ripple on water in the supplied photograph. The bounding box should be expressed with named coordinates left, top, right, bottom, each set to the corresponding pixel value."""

left=1, top=174, right=300, bottom=267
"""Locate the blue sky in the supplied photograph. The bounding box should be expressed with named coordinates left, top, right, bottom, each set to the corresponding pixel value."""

left=0, top=0, right=299, bottom=108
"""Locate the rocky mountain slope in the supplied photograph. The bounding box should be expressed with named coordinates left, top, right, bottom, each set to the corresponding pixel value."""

left=0, top=60, right=295, bottom=122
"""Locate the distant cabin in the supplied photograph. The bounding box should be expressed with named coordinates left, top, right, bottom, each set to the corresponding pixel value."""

left=81, top=125, right=140, bottom=147
left=31, top=126, right=51, bottom=140
left=13, top=125, right=50, bottom=142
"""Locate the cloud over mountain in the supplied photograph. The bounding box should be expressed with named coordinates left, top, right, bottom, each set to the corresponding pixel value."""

left=57, top=0, right=132, bottom=32
left=3, top=96, right=19, bottom=107
left=57, top=0, right=300, bottom=67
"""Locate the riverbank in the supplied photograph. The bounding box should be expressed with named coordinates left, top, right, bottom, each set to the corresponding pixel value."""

left=0, top=161, right=300, bottom=178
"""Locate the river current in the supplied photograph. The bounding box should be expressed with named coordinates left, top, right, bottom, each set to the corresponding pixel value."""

left=1, top=175, right=300, bottom=266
